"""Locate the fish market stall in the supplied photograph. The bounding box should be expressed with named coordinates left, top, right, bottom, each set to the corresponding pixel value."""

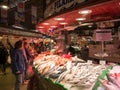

left=28, top=53, right=109, bottom=90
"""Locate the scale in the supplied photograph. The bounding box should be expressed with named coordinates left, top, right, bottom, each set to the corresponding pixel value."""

left=94, top=29, right=112, bottom=59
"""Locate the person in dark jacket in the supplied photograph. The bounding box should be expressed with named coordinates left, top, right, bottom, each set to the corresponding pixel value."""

left=0, top=42, right=8, bottom=75
left=81, top=45, right=89, bottom=61
left=11, top=40, right=25, bottom=90
left=68, top=44, right=75, bottom=56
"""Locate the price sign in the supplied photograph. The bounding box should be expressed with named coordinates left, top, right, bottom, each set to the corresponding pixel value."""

left=87, top=60, right=92, bottom=64
left=96, top=29, right=112, bottom=41
left=100, top=60, right=106, bottom=65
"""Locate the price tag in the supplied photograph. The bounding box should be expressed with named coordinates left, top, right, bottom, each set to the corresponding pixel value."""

left=100, top=60, right=106, bottom=65
left=87, top=60, right=92, bottom=64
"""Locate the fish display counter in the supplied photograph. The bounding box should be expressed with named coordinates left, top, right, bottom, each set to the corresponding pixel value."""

left=93, top=64, right=120, bottom=90
left=28, top=54, right=112, bottom=90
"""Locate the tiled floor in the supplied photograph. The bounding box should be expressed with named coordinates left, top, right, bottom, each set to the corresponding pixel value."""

left=0, top=67, right=27, bottom=90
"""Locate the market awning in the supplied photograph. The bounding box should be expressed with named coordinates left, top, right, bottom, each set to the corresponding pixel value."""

left=37, top=0, right=120, bottom=34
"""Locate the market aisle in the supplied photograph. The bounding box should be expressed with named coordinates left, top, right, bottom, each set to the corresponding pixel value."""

left=0, top=67, right=27, bottom=90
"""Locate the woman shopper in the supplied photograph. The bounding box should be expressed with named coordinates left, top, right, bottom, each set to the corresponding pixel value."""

left=22, top=38, right=31, bottom=82
left=11, top=40, right=25, bottom=90
left=24, top=42, right=33, bottom=80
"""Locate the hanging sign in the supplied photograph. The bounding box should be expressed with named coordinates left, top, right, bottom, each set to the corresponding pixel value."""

left=31, top=6, right=37, bottom=24
left=1, top=9, right=7, bottom=18
left=15, top=11, right=20, bottom=26
left=96, top=29, right=112, bottom=41
left=44, top=0, right=86, bottom=18
left=1, top=8, right=8, bottom=24
left=18, top=1, right=25, bottom=12
left=17, top=1, right=25, bottom=22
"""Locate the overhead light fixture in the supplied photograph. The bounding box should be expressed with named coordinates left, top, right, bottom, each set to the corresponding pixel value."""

left=79, top=23, right=93, bottom=26
left=76, top=18, right=86, bottom=21
left=38, top=26, right=44, bottom=28
left=79, top=10, right=92, bottom=14
left=50, top=26, right=57, bottom=28
left=60, top=22, right=67, bottom=25
left=43, top=23, right=50, bottom=25
left=88, top=25, right=92, bottom=28
left=31, top=30, right=39, bottom=32
left=1, top=5, right=9, bottom=9
left=54, top=18, right=65, bottom=21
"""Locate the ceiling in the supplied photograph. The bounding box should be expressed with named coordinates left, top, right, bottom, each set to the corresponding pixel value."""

left=37, top=0, right=120, bottom=34
left=0, top=0, right=44, bottom=30
left=2, top=0, right=30, bottom=8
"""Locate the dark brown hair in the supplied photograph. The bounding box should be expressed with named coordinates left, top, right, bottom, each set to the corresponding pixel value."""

left=14, top=40, right=22, bottom=49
